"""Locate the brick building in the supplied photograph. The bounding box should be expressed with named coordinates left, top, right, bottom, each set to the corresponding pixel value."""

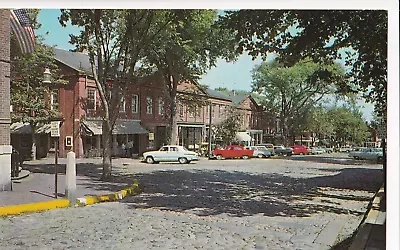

left=0, top=9, right=12, bottom=190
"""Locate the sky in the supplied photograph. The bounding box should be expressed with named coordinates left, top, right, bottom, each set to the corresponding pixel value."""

left=37, top=9, right=374, bottom=121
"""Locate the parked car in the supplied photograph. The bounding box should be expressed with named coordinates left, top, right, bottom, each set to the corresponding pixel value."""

left=256, top=143, right=275, bottom=155
left=212, top=145, right=254, bottom=160
left=310, top=147, right=326, bottom=155
left=339, top=147, right=353, bottom=153
left=349, top=147, right=383, bottom=162
left=273, top=145, right=293, bottom=156
left=290, top=145, right=309, bottom=155
left=321, top=146, right=334, bottom=153
left=245, top=146, right=272, bottom=158
left=142, top=145, right=199, bottom=164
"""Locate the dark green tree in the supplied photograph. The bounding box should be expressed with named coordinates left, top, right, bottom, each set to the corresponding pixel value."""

left=221, top=10, right=387, bottom=117
left=213, top=106, right=243, bottom=147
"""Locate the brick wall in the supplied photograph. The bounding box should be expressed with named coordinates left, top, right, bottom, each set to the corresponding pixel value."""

left=0, top=9, right=10, bottom=145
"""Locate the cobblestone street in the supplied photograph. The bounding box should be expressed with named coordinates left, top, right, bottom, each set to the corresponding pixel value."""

left=0, top=154, right=383, bottom=249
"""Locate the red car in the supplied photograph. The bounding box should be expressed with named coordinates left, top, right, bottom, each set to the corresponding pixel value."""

left=290, top=145, right=309, bottom=155
left=212, top=145, right=254, bottom=160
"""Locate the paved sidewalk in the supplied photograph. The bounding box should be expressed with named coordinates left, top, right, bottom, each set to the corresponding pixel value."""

left=0, top=157, right=136, bottom=207
left=349, top=186, right=386, bottom=250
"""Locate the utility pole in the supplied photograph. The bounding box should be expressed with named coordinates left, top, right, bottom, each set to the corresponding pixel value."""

left=208, top=103, right=213, bottom=159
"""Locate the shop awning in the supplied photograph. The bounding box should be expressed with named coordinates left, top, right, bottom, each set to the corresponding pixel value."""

left=235, top=132, right=254, bottom=142
left=10, top=122, right=51, bottom=134
left=81, top=120, right=148, bottom=136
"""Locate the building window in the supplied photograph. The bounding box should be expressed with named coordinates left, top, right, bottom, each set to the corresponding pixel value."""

left=179, top=103, right=184, bottom=116
left=218, top=105, right=222, bottom=118
left=50, top=90, right=59, bottom=111
left=158, top=97, right=164, bottom=115
left=87, top=88, right=96, bottom=111
left=131, top=94, right=139, bottom=113
left=119, top=97, right=126, bottom=113
left=146, top=96, right=153, bottom=114
left=197, top=106, right=202, bottom=117
left=205, top=105, right=209, bottom=117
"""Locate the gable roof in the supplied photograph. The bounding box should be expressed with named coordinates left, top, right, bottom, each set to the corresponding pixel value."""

left=52, top=47, right=94, bottom=74
left=205, top=88, right=232, bottom=101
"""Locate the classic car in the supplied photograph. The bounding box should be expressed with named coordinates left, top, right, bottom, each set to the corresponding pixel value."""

left=245, top=146, right=272, bottom=158
left=142, top=145, right=199, bottom=164
left=212, top=145, right=254, bottom=160
left=273, top=145, right=293, bottom=156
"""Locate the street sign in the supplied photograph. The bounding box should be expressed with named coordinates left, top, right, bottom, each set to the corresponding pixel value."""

left=50, top=121, right=60, bottom=137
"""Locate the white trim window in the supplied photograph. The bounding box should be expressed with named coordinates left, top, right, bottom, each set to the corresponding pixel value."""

left=218, top=105, right=222, bottom=118
left=158, top=97, right=164, bottom=115
left=119, top=97, right=126, bottom=113
left=50, top=90, right=59, bottom=111
left=179, top=102, right=184, bottom=117
left=87, top=88, right=96, bottom=111
left=131, top=94, right=139, bottom=113
left=146, top=96, right=153, bottom=114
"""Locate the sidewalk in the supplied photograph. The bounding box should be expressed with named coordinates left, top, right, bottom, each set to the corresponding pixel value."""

left=349, top=186, right=386, bottom=250
left=0, top=157, right=137, bottom=207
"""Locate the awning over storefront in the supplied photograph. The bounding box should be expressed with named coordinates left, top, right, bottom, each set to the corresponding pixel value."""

left=10, top=122, right=51, bottom=134
left=81, top=120, right=148, bottom=136
left=235, top=132, right=254, bottom=142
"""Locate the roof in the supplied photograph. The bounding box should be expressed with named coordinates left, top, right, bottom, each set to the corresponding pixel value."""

left=52, top=47, right=94, bottom=73
left=205, top=88, right=232, bottom=101
left=81, top=119, right=148, bottom=135
left=230, top=94, right=248, bottom=105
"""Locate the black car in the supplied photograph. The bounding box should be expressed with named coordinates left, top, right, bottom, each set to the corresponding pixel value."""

left=273, top=145, right=293, bottom=156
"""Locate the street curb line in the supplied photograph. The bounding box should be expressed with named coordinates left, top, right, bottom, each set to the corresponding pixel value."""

left=0, top=180, right=143, bottom=217
left=76, top=179, right=143, bottom=207
left=348, top=185, right=385, bottom=250
left=0, top=200, right=71, bottom=216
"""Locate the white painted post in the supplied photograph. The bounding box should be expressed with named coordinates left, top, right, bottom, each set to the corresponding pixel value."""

left=66, top=151, right=76, bottom=205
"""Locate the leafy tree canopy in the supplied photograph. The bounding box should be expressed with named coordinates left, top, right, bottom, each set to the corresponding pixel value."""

left=221, top=10, right=387, bottom=116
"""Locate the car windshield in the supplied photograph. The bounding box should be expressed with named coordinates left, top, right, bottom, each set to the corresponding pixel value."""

left=256, top=146, right=266, bottom=150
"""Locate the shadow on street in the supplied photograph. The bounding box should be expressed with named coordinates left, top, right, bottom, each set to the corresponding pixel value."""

left=120, top=167, right=382, bottom=218
left=286, top=155, right=381, bottom=166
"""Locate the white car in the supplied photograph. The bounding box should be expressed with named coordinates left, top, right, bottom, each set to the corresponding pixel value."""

left=310, top=147, right=326, bottom=155
left=245, top=146, right=272, bottom=158
left=349, top=147, right=383, bottom=161
left=142, top=145, right=199, bottom=164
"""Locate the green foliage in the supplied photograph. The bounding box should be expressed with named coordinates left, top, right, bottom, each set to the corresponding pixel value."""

left=213, top=107, right=243, bottom=146
left=11, top=10, right=64, bottom=127
left=327, top=107, right=370, bottom=145
left=251, top=59, right=343, bottom=143
left=221, top=10, right=387, bottom=116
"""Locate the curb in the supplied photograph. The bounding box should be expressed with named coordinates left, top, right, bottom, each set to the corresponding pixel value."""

left=348, top=185, right=385, bottom=250
left=0, top=179, right=143, bottom=217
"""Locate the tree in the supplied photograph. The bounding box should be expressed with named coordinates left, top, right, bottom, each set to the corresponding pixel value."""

left=251, top=59, right=343, bottom=145
left=213, top=106, right=243, bottom=146
left=11, top=9, right=65, bottom=160
left=327, top=107, right=370, bottom=146
left=221, top=10, right=387, bottom=117
left=305, top=106, right=335, bottom=145
left=59, top=9, right=185, bottom=179
left=143, top=10, right=237, bottom=144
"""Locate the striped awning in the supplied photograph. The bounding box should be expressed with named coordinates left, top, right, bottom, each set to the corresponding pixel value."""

left=81, top=120, right=148, bottom=136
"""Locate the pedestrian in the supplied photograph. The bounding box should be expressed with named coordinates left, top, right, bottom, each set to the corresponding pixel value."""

left=121, top=142, right=126, bottom=157
left=127, top=140, right=134, bottom=157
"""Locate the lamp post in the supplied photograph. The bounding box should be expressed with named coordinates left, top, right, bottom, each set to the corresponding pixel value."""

left=208, top=103, right=213, bottom=159
left=43, top=67, right=60, bottom=199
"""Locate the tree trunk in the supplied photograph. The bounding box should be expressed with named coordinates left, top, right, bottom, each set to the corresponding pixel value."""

left=102, top=121, right=112, bottom=180
left=167, top=75, right=179, bottom=145
left=31, top=126, right=37, bottom=161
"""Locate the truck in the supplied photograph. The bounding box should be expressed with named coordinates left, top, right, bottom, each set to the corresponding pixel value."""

left=212, top=145, right=254, bottom=160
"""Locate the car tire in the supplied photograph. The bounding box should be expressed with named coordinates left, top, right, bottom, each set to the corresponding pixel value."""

left=287, top=153, right=292, bottom=156
left=146, top=156, right=155, bottom=164
left=377, top=156, right=383, bottom=163
left=257, top=154, right=264, bottom=158
left=242, top=155, right=249, bottom=159
left=178, top=157, right=188, bottom=164
left=216, top=155, right=223, bottom=160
